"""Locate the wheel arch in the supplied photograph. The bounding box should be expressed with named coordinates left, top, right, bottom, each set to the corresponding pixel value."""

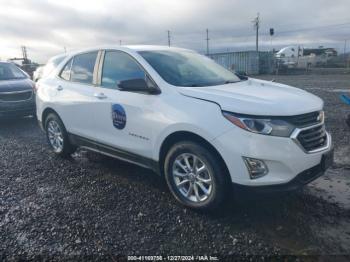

left=158, top=131, right=230, bottom=180
left=41, top=107, right=61, bottom=128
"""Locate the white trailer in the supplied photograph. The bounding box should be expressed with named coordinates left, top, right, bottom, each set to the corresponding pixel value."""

left=275, top=46, right=337, bottom=69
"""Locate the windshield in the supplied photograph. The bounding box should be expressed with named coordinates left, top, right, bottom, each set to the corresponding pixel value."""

left=0, top=63, right=27, bottom=80
left=138, top=50, right=240, bottom=87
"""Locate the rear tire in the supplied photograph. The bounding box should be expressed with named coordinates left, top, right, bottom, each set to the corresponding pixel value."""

left=164, top=141, right=228, bottom=210
left=44, top=113, right=76, bottom=157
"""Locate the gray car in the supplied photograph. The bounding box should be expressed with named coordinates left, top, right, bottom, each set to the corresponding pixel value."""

left=0, top=62, right=36, bottom=118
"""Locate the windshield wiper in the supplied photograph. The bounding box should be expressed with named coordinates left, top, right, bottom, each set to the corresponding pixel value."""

left=182, top=83, right=203, bottom=87
left=223, top=80, right=239, bottom=84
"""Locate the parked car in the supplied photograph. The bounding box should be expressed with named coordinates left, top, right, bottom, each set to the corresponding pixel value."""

left=0, top=62, right=36, bottom=118
left=34, top=54, right=67, bottom=82
left=36, top=46, right=334, bottom=210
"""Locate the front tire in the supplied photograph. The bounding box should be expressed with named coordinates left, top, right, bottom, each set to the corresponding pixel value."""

left=44, top=113, right=76, bottom=157
left=164, top=141, right=228, bottom=210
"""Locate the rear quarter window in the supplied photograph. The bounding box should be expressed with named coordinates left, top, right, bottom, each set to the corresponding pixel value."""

left=60, top=59, right=73, bottom=81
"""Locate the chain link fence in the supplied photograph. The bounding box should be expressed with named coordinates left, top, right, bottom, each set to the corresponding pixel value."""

left=209, top=51, right=274, bottom=75
left=209, top=51, right=350, bottom=75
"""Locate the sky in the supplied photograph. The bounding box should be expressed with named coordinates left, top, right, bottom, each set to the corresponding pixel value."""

left=0, top=0, right=349, bottom=63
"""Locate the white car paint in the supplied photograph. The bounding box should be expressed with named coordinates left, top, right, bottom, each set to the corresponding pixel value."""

left=178, top=78, right=323, bottom=116
left=36, top=45, right=332, bottom=188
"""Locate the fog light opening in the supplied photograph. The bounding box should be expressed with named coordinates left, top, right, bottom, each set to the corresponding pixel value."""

left=243, top=157, right=269, bottom=179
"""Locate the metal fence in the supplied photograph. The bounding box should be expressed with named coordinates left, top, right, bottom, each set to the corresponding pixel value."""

left=209, top=51, right=274, bottom=75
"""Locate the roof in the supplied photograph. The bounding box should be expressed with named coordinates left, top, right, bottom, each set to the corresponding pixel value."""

left=125, top=45, right=191, bottom=52
left=65, top=45, right=192, bottom=56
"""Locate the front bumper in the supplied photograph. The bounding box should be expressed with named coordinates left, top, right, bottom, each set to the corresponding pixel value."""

left=212, top=126, right=333, bottom=187
left=0, top=98, right=36, bottom=118
left=233, top=147, right=334, bottom=192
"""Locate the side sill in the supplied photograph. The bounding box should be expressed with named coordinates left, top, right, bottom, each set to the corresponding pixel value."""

left=68, top=133, right=161, bottom=175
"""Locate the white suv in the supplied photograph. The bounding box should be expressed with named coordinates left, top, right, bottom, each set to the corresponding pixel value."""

left=36, top=46, right=333, bottom=210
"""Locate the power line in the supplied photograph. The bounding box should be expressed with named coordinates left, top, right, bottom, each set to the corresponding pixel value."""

left=266, top=22, right=350, bottom=36
left=110, top=19, right=350, bottom=51
left=164, top=21, right=350, bottom=40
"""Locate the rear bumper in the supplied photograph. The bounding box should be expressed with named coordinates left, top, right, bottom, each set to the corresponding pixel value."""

left=0, top=107, right=36, bottom=118
left=0, top=108, right=36, bottom=118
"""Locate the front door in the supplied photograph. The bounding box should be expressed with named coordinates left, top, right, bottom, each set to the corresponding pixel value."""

left=91, top=50, right=159, bottom=159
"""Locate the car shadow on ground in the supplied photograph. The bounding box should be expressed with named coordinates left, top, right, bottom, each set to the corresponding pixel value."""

left=75, top=150, right=348, bottom=254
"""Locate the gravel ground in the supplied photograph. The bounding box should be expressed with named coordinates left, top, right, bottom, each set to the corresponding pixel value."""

left=1, top=74, right=350, bottom=260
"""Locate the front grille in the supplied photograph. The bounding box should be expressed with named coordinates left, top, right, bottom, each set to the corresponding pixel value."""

left=284, top=111, right=321, bottom=128
left=297, top=124, right=327, bottom=152
left=0, top=90, right=33, bottom=102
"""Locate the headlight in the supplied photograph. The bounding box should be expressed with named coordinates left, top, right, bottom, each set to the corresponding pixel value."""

left=222, top=112, right=295, bottom=137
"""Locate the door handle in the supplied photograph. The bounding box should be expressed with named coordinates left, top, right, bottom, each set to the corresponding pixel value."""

left=94, top=93, right=107, bottom=99
left=57, top=85, right=63, bottom=91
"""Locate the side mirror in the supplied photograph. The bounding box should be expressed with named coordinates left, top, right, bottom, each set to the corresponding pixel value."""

left=118, top=78, right=160, bottom=94
left=118, top=78, right=149, bottom=92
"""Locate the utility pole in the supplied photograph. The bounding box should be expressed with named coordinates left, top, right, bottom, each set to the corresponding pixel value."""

left=119, top=40, right=122, bottom=46
left=252, top=13, right=260, bottom=53
left=21, top=46, right=28, bottom=61
left=206, top=28, right=210, bottom=56
left=167, top=30, right=171, bottom=47
left=269, top=28, right=274, bottom=53
left=252, top=13, right=260, bottom=73
left=64, top=46, right=67, bottom=53
left=345, top=39, right=348, bottom=68
left=344, top=39, right=347, bottom=55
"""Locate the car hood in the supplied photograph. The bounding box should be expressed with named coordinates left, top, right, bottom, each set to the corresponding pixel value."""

left=0, top=78, right=34, bottom=93
left=177, top=78, right=323, bottom=116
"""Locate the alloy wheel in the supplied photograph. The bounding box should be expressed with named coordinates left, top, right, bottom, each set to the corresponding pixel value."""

left=172, top=153, right=213, bottom=202
left=47, top=120, right=64, bottom=153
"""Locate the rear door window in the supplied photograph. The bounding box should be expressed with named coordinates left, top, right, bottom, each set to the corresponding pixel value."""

left=70, top=52, right=98, bottom=84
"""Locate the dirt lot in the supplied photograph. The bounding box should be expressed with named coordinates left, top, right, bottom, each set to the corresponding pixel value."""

left=0, top=74, right=350, bottom=260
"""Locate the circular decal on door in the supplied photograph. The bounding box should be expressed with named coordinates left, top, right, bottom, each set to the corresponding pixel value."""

left=111, top=104, right=126, bottom=130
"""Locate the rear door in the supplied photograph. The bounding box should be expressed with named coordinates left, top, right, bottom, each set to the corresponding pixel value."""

left=54, top=51, right=100, bottom=140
